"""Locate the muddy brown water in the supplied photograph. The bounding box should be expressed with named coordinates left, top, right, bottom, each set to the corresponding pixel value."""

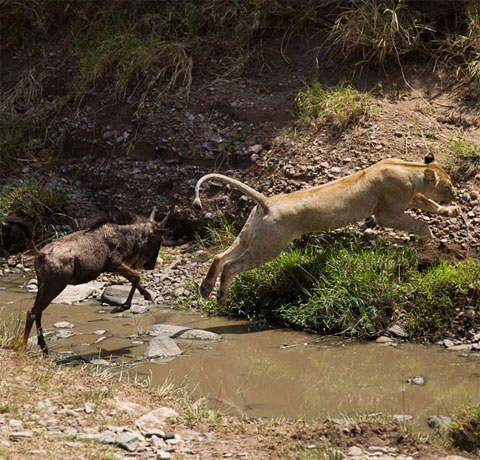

left=1, top=275, right=479, bottom=431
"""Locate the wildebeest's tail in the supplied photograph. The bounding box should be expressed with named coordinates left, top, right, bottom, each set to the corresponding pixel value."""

left=2, top=216, right=42, bottom=256
left=193, top=174, right=269, bottom=212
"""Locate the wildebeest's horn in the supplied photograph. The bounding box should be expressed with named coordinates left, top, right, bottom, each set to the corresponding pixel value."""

left=149, top=207, right=157, bottom=222
left=159, top=211, right=170, bottom=228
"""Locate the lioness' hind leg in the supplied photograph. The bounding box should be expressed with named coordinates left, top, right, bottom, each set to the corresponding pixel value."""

left=200, top=209, right=260, bottom=298
left=376, top=211, right=433, bottom=241
left=216, top=236, right=291, bottom=307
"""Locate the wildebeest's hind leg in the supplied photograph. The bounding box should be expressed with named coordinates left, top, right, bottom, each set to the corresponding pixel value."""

left=21, top=280, right=67, bottom=355
left=111, top=263, right=152, bottom=313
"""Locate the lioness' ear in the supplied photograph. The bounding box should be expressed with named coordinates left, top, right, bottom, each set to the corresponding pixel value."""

left=424, top=153, right=435, bottom=164
left=424, top=168, right=439, bottom=186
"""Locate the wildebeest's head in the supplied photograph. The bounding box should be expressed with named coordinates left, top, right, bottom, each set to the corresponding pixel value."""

left=126, top=209, right=169, bottom=270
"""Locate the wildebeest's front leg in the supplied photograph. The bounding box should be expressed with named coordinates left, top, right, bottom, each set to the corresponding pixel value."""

left=111, top=263, right=152, bottom=313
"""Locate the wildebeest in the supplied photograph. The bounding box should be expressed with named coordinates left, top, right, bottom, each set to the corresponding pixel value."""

left=7, top=208, right=168, bottom=354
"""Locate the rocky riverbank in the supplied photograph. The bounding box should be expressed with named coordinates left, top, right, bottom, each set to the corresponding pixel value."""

left=0, top=347, right=477, bottom=460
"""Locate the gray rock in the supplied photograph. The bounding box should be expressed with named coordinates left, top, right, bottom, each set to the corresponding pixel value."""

left=146, top=324, right=222, bottom=342
left=427, top=415, right=451, bottom=429
left=131, top=305, right=149, bottom=314
left=443, top=339, right=455, bottom=348
left=117, top=431, right=143, bottom=452
left=376, top=336, right=393, bottom=344
left=248, top=144, right=263, bottom=154
left=52, top=281, right=105, bottom=304
left=145, top=335, right=182, bottom=358
left=347, top=446, right=363, bottom=456
left=141, top=452, right=157, bottom=459
left=55, top=330, right=75, bottom=339
left=10, top=431, right=33, bottom=441
left=91, top=358, right=110, bottom=366
left=447, top=344, right=472, bottom=351
left=136, top=407, right=179, bottom=437
left=9, top=419, right=22, bottom=429
left=53, top=321, right=74, bottom=329
left=442, top=456, right=473, bottom=460
left=101, top=285, right=146, bottom=306
left=407, top=376, right=425, bottom=385
left=84, top=402, right=94, bottom=414
left=157, top=452, right=172, bottom=460
left=393, top=414, right=413, bottom=422
left=326, top=418, right=347, bottom=425
left=97, top=431, right=116, bottom=444
left=388, top=325, right=408, bottom=338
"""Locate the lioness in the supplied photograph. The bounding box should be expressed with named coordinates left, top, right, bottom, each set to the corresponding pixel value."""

left=193, top=154, right=459, bottom=307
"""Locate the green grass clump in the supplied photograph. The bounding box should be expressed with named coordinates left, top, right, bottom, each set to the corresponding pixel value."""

left=0, top=183, right=67, bottom=223
left=295, top=81, right=371, bottom=130
left=195, top=213, right=238, bottom=250
left=446, top=137, right=480, bottom=178
left=198, top=235, right=479, bottom=340
left=442, top=403, right=480, bottom=453
left=403, top=258, right=480, bottom=338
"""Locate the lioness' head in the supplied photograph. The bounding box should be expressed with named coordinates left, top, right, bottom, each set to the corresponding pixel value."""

left=423, top=155, right=456, bottom=204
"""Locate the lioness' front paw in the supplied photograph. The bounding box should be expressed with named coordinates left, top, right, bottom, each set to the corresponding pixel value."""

left=200, top=280, right=213, bottom=298
left=445, top=205, right=461, bottom=217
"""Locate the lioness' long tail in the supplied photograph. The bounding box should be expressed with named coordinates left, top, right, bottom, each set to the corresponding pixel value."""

left=193, top=174, right=269, bottom=212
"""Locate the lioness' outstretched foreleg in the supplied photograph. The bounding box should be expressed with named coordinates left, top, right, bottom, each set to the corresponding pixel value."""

left=409, top=193, right=460, bottom=217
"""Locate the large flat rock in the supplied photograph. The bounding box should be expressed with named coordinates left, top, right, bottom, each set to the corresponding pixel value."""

left=100, top=285, right=147, bottom=306
left=146, top=324, right=222, bottom=341
left=145, top=334, right=182, bottom=358
left=52, top=281, right=105, bottom=304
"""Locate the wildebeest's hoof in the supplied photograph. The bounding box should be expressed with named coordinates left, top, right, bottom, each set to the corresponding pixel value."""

left=111, top=304, right=129, bottom=314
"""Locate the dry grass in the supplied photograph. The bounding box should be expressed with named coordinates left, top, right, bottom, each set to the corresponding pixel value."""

left=328, top=0, right=432, bottom=69
left=433, top=6, right=480, bottom=98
